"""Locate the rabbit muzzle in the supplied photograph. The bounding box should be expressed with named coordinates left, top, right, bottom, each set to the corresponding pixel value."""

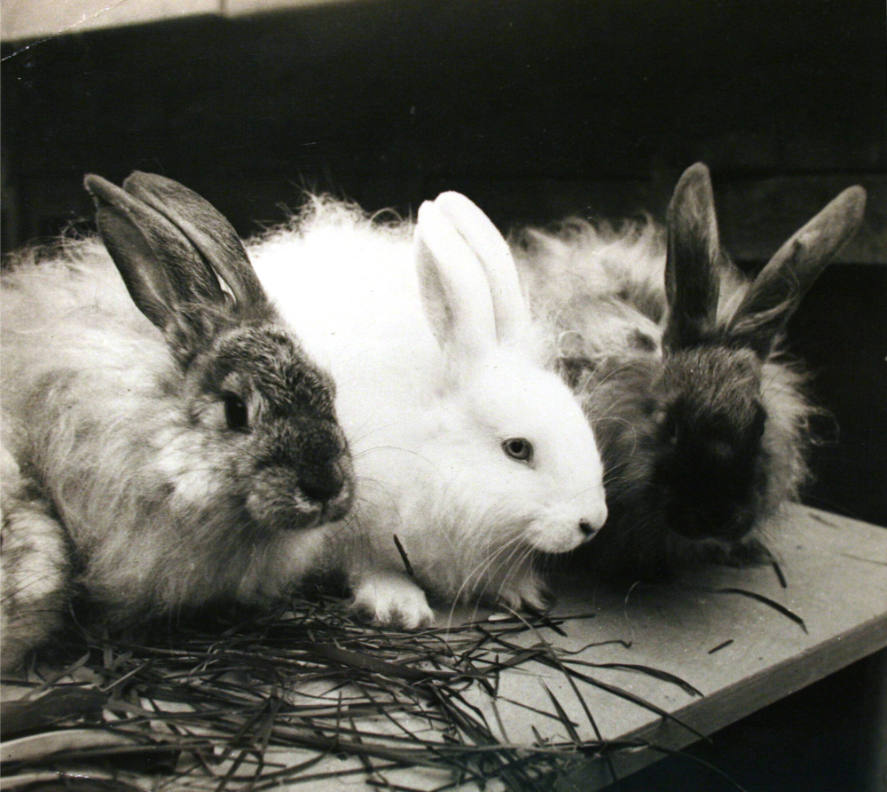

left=524, top=499, right=608, bottom=554
left=248, top=421, right=354, bottom=530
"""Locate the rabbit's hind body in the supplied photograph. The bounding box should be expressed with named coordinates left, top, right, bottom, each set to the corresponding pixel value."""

left=251, top=201, right=434, bottom=403
left=516, top=217, right=667, bottom=361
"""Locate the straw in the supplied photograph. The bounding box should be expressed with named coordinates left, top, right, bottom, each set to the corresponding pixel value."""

left=0, top=590, right=742, bottom=790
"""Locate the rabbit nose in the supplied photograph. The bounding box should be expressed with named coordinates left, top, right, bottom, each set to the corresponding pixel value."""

left=299, top=461, right=345, bottom=503
left=296, top=424, right=350, bottom=503
left=579, top=502, right=608, bottom=539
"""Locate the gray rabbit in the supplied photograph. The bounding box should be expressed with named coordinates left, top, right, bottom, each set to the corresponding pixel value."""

left=516, top=163, right=866, bottom=576
left=1, top=173, right=354, bottom=669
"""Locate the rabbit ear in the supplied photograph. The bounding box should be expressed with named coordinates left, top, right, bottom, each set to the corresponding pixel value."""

left=121, top=172, right=268, bottom=310
left=415, top=199, right=498, bottom=361
left=728, top=185, right=866, bottom=357
left=84, top=174, right=227, bottom=331
left=663, top=163, right=722, bottom=349
left=432, top=191, right=529, bottom=343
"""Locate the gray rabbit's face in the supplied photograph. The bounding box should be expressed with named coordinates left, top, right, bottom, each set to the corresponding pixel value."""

left=184, top=321, right=354, bottom=532
left=585, top=346, right=770, bottom=545
left=649, top=346, right=768, bottom=541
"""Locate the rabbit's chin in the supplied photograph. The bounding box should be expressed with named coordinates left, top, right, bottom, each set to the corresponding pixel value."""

left=667, top=512, right=755, bottom=543
left=246, top=487, right=352, bottom=532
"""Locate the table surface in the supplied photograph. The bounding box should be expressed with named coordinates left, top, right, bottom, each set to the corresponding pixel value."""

left=3, top=504, right=885, bottom=790
left=481, top=504, right=887, bottom=790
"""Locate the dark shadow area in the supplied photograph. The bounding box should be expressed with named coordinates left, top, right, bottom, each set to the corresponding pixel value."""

left=790, top=265, right=887, bottom=526
left=606, top=648, right=886, bottom=792
left=2, top=0, right=884, bottom=241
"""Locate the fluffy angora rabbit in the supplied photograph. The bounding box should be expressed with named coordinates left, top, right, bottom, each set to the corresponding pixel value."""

left=516, top=163, right=866, bottom=577
left=252, top=191, right=607, bottom=627
left=1, top=173, right=354, bottom=670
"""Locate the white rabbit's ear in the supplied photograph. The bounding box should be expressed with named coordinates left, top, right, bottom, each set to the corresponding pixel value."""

left=728, top=185, right=866, bottom=357
left=432, top=191, right=530, bottom=343
left=84, top=174, right=227, bottom=331
left=663, top=163, right=722, bottom=349
left=415, top=200, right=498, bottom=361
left=122, top=172, right=269, bottom=310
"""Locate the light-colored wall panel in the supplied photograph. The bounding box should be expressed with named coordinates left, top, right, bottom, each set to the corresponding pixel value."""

left=0, top=0, right=363, bottom=41
left=1, top=0, right=219, bottom=41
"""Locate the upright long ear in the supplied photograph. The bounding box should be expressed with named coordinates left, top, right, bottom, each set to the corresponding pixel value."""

left=432, top=191, right=530, bottom=343
left=84, top=174, right=226, bottom=331
left=663, top=163, right=722, bottom=349
left=415, top=199, right=498, bottom=362
left=122, top=172, right=268, bottom=310
left=728, top=185, right=866, bottom=357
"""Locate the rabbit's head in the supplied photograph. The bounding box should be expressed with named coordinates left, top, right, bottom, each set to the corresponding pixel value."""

left=598, top=164, right=866, bottom=546
left=413, top=193, right=608, bottom=559
left=85, top=173, right=354, bottom=533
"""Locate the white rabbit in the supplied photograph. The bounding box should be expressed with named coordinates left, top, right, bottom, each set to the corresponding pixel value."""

left=251, top=191, right=608, bottom=627
left=1, top=173, right=354, bottom=670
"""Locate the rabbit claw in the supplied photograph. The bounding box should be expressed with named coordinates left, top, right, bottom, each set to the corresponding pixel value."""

left=497, top=574, right=554, bottom=614
left=350, top=571, right=434, bottom=630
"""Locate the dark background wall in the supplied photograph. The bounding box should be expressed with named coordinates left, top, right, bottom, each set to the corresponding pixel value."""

left=2, top=2, right=885, bottom=790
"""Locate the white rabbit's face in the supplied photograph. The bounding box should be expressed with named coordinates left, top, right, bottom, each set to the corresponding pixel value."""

left=461, top=350, right=608, bottom=554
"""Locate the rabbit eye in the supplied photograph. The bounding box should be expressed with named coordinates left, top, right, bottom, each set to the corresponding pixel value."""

left=223, top=392, right=249, bottom=431
left=662, top=413, right=679, bottom=444
left=751, top=403, right=767, bottom=439
left=502, top=437, right=534, bottom=463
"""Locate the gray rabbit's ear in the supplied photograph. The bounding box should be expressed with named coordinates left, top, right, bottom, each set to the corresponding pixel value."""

left=728, top=185, right=867, bottom=357
left=84, top=174, right=226, bottom=331
left=663, top=163, right=722, bottom=349
left=122, top=172, right=268, bottom=310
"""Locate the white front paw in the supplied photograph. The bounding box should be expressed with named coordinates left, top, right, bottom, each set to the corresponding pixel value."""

left=351, top=571, right=434, bottom=629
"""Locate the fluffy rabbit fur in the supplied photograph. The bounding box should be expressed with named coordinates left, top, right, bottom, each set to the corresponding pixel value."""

left=515, top=163, right=866, bottom=577
left=251, top=191, right=607, bottom=628
left=1, top=173, right=354, bottom=670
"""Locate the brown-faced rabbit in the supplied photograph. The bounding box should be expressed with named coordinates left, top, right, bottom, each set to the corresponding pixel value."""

left=516, top=163, right=866, bottom=577
left=1, top=173, right=354, bottom=670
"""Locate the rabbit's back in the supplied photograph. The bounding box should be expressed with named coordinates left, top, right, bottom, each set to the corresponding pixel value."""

left=514, top=218, right=667, bottom=362
left=2, top=241, right=186, bottom=575
left=2, top=240, right=171, bottom=420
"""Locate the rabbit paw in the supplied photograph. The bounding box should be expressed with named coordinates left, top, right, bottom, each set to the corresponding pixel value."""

left=496, top=573, right=554, bottom=614
left=1, top=500, right=70, bottom=671
left=350, top=571, right=434, bottom=630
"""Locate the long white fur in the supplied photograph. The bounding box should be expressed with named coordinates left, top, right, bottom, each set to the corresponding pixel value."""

left=250, top=195, right=607, bottom=627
